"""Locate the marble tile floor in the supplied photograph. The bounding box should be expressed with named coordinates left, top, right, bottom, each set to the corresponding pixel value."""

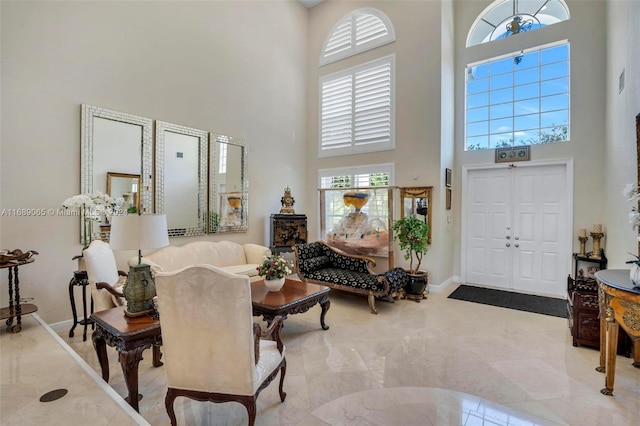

left=2, top=284, right=639, bottom=425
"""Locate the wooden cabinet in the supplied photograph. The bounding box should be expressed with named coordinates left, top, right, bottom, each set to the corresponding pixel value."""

left=567, top=250, right=631, bottom=355
left=270, top=214, right=307, bottom=254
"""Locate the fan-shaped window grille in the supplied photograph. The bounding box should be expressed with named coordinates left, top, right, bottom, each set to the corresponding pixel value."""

left=467, top=0, right=569, bottom=47
left=321, top=8, right=396, bottom=66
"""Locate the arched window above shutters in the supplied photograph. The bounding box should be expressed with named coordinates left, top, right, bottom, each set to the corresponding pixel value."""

left=320, top=8, right=396, bottom=66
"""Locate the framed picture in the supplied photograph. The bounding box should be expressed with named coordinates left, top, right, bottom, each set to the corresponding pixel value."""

left=495, top=146, right=530, bottom=163
left=445, top=168, right=452, bottom=187
left=446, top=188, right=452, bottom=210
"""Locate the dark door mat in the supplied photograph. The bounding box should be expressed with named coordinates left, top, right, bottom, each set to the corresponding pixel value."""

left=448, top=285, right=566, bottom=318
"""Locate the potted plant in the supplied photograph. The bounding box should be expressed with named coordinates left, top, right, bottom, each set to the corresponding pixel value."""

left=392, top=214, right=429, bottom=296
left=256, top=255, right=292, bottom=292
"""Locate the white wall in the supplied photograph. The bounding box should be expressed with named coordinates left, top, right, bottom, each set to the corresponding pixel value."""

left=453, top=0, right=608, bottom=276
left=0, top=1, right=308, bottom=323
left=604, top=0, right=640, bottom=268
left=306, top=0, right=452, bottom=285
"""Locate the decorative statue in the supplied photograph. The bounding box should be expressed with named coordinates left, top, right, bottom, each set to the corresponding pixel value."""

left=280, top=186, right=295, bottom=214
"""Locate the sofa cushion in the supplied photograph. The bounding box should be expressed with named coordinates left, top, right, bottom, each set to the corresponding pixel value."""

left=302, top=255, right=332, bottom=273
left=305, top=268, right=388, bottom=293
left=222, top=264, right=260, bottom=277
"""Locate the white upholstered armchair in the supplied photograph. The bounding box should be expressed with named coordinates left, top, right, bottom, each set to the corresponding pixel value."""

left=154, top=264, right=287, bottom=426
left=83, top=240, right=127, bottom=312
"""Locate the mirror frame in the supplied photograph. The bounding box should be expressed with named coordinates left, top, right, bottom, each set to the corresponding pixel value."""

left=209, top=133, right=248, bottom=234
left=155, top=120, right=208, bottom=237
left=80, top=104, right=153, bottom=244
left=399, top=186, right=433, bottom=244
left=106, top=172, right=141, bottom=213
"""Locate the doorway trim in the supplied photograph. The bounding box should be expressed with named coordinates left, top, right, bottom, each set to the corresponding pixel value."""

left=461, top=158, right=574, bottom=295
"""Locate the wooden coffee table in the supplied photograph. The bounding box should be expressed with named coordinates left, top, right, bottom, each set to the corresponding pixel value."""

left=91, top=306, right=163, bottom=411
left=251, top=277, right=330, bottom=330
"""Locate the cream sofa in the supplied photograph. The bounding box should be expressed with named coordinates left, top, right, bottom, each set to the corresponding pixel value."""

left=130, top=240, right=271, bottom=281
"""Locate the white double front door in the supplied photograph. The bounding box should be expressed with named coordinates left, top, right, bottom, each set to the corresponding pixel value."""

left=463, top=163, right=570, bottom=297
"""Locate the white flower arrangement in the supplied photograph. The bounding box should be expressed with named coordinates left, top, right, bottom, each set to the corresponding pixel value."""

left=623, top=183, right=640, bottom=242
left=62, top=191, right=116, bottom=249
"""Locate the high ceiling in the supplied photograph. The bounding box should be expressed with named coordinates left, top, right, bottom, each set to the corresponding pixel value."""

left=299, top=0, right=325, bottom=8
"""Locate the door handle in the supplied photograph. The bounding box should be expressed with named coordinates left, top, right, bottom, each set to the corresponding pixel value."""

left=506, top=243, right=511, bottom=247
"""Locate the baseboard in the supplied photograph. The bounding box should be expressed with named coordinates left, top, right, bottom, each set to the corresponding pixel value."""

left=49, top=319, right=74, bottom=334
left=428, top=276, right=460, bottom=293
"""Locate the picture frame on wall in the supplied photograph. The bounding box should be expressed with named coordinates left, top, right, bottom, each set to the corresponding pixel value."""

left=445, top=168, right=452, bottom=187
left=446, top=188, right=452, bottom=210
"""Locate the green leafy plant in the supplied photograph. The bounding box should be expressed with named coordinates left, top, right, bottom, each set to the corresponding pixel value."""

left=392, top=215, right=429, bottom=274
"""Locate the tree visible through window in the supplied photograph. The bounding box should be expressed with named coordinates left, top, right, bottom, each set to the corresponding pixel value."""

left=465, top=42, right=570, bottom=150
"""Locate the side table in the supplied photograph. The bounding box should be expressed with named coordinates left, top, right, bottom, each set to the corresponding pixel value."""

left=1, top=258, right=37, bottom=333
left=68, top=270, right=93, bottom=341
left=91, top=306, right=163, bottom=412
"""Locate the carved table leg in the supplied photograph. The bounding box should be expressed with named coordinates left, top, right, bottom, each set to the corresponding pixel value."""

left=68, top=277, right=78, bottom=338
left=118, top=346, right=147, bottom=411
left=601, top=320, right=619, bottom=396
left=633, top=340, right=640, bottom=368
left=319, top=298, right=330, bottom=330
left=92, top=329, right=109, bottom=382
left=153, top=344, right=163, bottom=368
left=596, top=315, right=606, bottom=373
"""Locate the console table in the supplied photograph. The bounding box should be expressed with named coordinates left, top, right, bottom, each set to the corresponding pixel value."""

left=1, top=258, right=37, bottom=333
left=594, top=269, right=640, bottom=396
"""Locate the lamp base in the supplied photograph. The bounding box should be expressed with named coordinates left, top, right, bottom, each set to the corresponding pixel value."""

left=123, top=263, right=157, bottom=317
left=124, top=307, right=155, bottom=318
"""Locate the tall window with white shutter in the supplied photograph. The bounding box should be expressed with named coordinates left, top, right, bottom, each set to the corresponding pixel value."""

left=319, top=9, right=396, bottom=159
left=320, top=55, right=395, bottom=157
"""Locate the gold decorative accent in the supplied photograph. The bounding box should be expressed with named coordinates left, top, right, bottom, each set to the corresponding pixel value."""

left=590, top=232, right=604, bottom=259
left=280, top=186, right=296, bottom=214
left=620, top=299, right=640, bottom=331
left=343, top=191, right=370, bottom=212
left=578, top=236, right=588, bottom=257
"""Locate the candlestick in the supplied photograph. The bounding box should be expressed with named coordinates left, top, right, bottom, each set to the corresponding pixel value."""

left=578, top=236, right=588, bottom=257
left=590, top=232, right=604, bottom=259
left=579, top=228, right=587, bottom=238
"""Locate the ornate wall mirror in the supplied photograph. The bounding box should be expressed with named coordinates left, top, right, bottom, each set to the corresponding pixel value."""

left=80, top=105, right=153, bottom=243
left=155, top=121, right=208, bottom=237
left=107, top=172, right=141, bottom=213
left=209, top=133, right=248, bottom=233
left=399, top=186, right=433, bottom=243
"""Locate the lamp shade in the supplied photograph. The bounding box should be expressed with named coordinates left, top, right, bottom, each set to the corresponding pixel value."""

left=110, top=214, right=169, bottom=251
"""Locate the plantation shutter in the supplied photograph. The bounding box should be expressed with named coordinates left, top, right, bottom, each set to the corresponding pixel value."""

left=354, top=61, right=391, bottom=147
left=323, top=19, right=352, bottom=62
left=355, top=13, right=388, bottom=46
left=320, top=55, right=394, bottom=157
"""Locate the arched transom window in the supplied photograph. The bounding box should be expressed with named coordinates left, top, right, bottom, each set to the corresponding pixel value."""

left=320, top=8, right=396, bottom=66
left=467, top=0, right=569, bottom=47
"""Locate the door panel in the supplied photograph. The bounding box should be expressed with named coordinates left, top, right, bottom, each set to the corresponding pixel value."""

left=465, top=164, right=568, bottom=297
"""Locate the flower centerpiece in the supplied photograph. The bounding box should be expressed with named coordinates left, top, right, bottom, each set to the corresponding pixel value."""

left=256, top=255, right=292, bottom=291
left=62, top=192, right=116, bottom=261
left=623, top=183, right=640, bottom=285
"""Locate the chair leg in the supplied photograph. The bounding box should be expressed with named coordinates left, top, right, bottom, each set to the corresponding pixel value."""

left=368, top=292, right=378, bottom=314
left=242, top=400, right=257, bottom=426
left=165, top=388, right=178, bottom=426
left=279, top=359, right=287, bottom=402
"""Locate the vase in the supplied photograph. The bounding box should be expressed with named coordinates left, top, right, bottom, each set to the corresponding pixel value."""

left=630, top=264, right=640, bottom=287
left=264, top=277, right=285, bottom=292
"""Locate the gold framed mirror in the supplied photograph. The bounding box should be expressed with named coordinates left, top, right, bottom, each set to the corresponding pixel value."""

left=399, top=186, right=433, bottom=244
left=107, top=172, right=141, bottom=214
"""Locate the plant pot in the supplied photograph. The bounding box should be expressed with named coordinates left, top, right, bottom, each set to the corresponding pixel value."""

left=264, top=277, right=286, bottom=292
left=630, top=263, right=640, bottom=287
left=405, top=271, right=428, bottom=295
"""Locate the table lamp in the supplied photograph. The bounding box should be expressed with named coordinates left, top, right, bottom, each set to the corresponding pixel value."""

left=109, top=214, right=169, bottom=317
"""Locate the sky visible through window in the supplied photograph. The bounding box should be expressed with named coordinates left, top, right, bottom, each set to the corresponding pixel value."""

left=465, top=42, right=569, bottom=150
